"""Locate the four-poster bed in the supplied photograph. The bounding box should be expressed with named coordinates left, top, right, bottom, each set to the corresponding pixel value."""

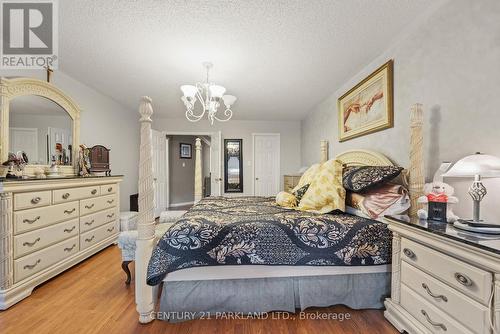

left=134, top=97, right=425, bottom=323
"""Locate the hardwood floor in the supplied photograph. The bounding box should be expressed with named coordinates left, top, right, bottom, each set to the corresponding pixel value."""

left=0, top=246, right=398, bottom=334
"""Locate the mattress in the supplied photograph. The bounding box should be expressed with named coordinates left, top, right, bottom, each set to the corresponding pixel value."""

left=163, top=263, right=391, bottom=281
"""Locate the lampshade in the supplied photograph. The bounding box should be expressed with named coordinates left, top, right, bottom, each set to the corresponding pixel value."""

left=222, top=95, right=237, bottom=107
left=443, top=153, right=500, bottom=178
left=209, top=85, right=226, bottom=98
left=180, top=85, right=198, bottom=98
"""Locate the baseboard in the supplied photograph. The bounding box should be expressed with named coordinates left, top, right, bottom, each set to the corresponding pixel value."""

left=169, top=201, right=194, bottom=208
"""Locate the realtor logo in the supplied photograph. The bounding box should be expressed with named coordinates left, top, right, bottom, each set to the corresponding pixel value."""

left=1, top=0, right=58, bottom=69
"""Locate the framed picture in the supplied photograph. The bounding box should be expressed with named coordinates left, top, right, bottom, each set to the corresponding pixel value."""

left=179, top=143, right=192, bottom=159
left=338, top=60, right=393, bottom=142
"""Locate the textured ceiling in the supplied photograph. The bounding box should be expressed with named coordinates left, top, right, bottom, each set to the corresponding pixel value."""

left=59, top=0, right=434, bottom=120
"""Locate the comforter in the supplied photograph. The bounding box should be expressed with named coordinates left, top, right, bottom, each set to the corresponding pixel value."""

left=147, top=197, right=392, bottom=285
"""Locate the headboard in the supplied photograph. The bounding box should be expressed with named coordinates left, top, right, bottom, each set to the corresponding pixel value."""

left=335, top=149, right=394, bottom=167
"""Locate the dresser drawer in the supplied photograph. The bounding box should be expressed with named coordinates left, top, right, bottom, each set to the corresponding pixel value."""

left=100, top=184, right=116, bottom=195
left=401, top=284, right=474, bottom=334
left=14, top=236, right=79, bottom=283
left=401, top=238, right=492, bottom=305
left=80, top=208, right=117, bottom=233
left=80, top=194, right=116, bottom=215
left=14, top=201, right=79, bottom=235
left=80, top=221, right=117, bottom=250
left=53, top=186, right=100, bottom=204
left=401, top=261, right=489, bottom=333
left=14, top=218, right=79, bottom=259
left=14, top=191, right=52, bottom=211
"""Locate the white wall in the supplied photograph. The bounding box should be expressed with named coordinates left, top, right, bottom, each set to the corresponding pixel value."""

left=0, top=70, right=139, bottom=211
left=301, top=0, right=500, bottom=222
left=153, top=117, right=301, bottom=196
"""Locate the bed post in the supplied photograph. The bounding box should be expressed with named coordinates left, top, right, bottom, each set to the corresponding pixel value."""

left=135, top=96, right=156, bottom=323
left=320, top=140, right=328, bottom=163
left=194, top=138, right=203, bottom=202
left=408, top=103, right=425, bottom=218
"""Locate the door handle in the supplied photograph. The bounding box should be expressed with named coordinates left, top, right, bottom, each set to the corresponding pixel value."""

left=255, top=177, right=259, bottom=180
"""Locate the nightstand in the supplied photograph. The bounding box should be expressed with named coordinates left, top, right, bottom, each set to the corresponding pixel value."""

left=384, top=215, right=500, bottom=334
left=283, top=175, right=301, bottom=193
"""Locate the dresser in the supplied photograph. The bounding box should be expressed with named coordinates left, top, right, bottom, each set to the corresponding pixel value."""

left=384, top=216, right=500, bottom=334
left=283, top=175, right=302, bottom=193
left=0, top=175, right=123, bottom=309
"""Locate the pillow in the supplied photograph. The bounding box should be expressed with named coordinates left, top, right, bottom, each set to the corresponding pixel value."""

left=346, top=184, right=410, bottom=219
left=276, top=191, right=297, bottom=208
left=292, top=163, right=321, bottom=193
left=292, top=184, right=310, bottom=203
left=343, top=166, right=403, bottom=193
left=298, top=159, right=346, bottom=214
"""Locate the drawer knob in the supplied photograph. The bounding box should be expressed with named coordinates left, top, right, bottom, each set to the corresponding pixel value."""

left=108, top=187, right=113, bottom=192
left=23, top=216, right=41, bottom=224
left=91, top=189, right=98, bottom=195
left=107, top=199, right=114, bottom=204
left=421, top=283, right=448, bottom=302
left=64, top=226, right=76, bottom=233
left=85, top=236, right=95, bottom=243
left=64, top=244, right=76, bottom=252
left=64, top=208, right=76, bottom=214
left=31, top=197, right=42, bottom=204
left=84, top=219, right=95, bottom=226
left=454, top=272, right=473, bottom=287
left=23, top=259, right=41, bottom=270
left=107, top=227, right=115, bottom=232
left=107, top=213, right=115, bottom=218
left=402, top=248, right=416, bottom=260
left=23, top=237, right=41, bottom=247
left=62, top=193, right=70, bottom=199
left=85, top=204, right=95, bottom=209
left=421, top=310, right=447, bottom=331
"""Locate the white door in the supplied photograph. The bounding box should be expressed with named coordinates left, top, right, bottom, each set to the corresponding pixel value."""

left=210, top=131, right=223, bottom=196
left=253, top=134, right=280, bottom=196
left=152, top=130, right=167, bottom=217
left=9, top=128, right=38, bottom=163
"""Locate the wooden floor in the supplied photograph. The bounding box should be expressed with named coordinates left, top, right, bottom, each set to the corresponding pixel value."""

left=0, top=246, right=398, bottom=334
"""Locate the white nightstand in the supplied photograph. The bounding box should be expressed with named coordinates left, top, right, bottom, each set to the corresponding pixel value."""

left=384, top=216, right=500, bottom=334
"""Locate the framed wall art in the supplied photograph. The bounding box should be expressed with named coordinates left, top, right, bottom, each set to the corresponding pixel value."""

left=338, top=60, right=393, bottom=142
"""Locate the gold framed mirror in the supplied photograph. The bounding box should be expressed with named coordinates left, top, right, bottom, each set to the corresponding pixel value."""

left=0, top=77, right=81, bottom=176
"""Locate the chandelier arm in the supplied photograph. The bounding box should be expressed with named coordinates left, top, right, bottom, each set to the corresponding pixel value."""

left=212, top=108, right=233, bottom=122
left=185, top=108, right=205, bottom=122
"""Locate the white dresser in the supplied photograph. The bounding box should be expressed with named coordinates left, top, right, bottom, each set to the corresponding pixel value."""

left=0, top=176, right=123, bottom=309
left=384, top=216, right=500, bottom=334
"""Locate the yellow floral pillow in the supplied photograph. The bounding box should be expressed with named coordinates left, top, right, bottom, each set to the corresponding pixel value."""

left=276, top=191, right=298, bottom=208
left=298, top=159, right=346, bottom=214
left=292, top=163, right=321, bottom=193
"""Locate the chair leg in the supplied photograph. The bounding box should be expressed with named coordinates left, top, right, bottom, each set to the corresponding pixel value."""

left=122, top=261, right=132, bottom=284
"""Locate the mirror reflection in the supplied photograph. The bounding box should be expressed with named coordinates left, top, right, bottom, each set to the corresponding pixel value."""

left=224, top=139, right=243, bottom=193
left=9, top=95, right=73, bottom=165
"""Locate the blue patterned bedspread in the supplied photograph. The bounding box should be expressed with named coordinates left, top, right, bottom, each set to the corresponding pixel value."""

left=146, top=197, right=392, bottom=286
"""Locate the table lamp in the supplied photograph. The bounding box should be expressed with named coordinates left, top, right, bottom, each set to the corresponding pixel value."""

left=443, top=152, right=500, bottom=224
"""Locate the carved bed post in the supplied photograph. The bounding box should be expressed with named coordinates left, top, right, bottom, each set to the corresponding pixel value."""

left=194, top=138, right=203, bottom=202
left=409, top=103, right=425, bottom=217
left=135, top=96, right=156, bottom=323
left=320, top=140, right=328, bottom=164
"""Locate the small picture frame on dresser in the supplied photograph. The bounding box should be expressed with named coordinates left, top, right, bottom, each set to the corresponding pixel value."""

left=428, top=201, right=447, bottom=223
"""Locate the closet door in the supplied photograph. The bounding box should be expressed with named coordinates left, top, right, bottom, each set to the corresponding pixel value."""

left=253, top=134, right=280, bottom=196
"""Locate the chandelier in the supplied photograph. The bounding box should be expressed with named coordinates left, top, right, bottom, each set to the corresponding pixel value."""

left=180, top=62, right=237, bottom=124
